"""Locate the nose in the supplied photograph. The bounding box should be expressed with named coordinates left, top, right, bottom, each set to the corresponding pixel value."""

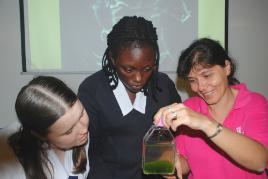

left=134, top=71, right=142, bottom=82
left=197, top=80, right=206, bottom=92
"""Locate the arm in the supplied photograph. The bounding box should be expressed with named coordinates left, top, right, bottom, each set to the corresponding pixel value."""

left=178, top=154, right=189, bottom=176
left=78, top=80, right=108, bottom=177
left=154, top=103, right=268, bottom=173
left=205, top=119, right=268, bottom=172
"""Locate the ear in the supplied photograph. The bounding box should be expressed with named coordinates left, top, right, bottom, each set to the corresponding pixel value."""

left=224, top=60, right=231, bottom=76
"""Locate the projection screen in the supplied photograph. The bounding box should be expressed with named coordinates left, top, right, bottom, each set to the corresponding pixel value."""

left=20, top=0, right=228, bottom=73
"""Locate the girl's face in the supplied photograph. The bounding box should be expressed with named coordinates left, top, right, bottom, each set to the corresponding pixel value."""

left=187, top=60, right=231, bottom=105
left=46, top=100, right=89, bottom=150
left=113, top=47, right=155, bottom=94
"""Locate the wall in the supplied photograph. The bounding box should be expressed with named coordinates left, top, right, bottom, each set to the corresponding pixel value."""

left=0, top=0, right=268, bottom=127
left=228, top=0, right=268, bottom=95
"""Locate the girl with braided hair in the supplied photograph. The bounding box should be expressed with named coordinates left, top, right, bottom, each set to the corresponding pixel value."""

left=78, top=16, right=181, bottom=179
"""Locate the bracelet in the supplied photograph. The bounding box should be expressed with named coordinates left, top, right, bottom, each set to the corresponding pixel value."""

left=208, top=123, right=223, bottom=139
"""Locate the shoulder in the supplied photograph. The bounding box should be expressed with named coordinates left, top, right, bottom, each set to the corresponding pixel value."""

left=78, top=70, right=113, bottom=109
left=249, top=91, right=267, bottom=105
left=155, top=72, right=181, bottom=102
left=233, top=83, right=268, bottom=107
left=156, top=72, right=175, bottom=87
left=79, top=70, right=105, bottom=88
left=157, top=72, right=172, bottom=81
left=78, top=70, right=107, bottom=94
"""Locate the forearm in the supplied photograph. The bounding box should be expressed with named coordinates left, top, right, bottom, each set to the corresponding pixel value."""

left=179, top=155, right=190, bottom=175
left=204, top=120, right=268, bottom=172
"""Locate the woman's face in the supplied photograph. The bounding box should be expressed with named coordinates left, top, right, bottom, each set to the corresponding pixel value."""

left=187, top=61, right=231, bottom=105
left=113, top=47, right=155, bottom=93
left=46, top=100, right=89, bottom=150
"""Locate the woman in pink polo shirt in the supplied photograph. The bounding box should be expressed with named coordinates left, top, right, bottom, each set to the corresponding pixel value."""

left=154, top=38, right=268, bottom=179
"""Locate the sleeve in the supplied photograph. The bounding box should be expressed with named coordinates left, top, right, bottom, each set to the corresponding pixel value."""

left=78, top=79, right=101, bottom=137
left=78, top=79, right=112, bottom=179
left=244, top=94, right=268, bottom=170
left=78, top=78, right=103, bottom=153
left=243, top=94, right=268, bottom=148
left=78, top=80, right=98, bottom=122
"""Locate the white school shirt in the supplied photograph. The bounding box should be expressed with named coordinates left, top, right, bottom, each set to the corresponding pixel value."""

left=113, top=79, right=147, bottom=116
left=0, top=121, right=90, bottom=179
left=47, top=139, right=90, bottom=179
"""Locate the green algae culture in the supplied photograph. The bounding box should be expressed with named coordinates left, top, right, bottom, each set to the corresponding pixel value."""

left=142, top=124, right=176, bottom=175
left=143, top=160, right=174, bottom=174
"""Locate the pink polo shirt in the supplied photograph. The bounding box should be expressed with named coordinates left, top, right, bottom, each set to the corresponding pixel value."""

left=176, top=83, right=268, bottom=179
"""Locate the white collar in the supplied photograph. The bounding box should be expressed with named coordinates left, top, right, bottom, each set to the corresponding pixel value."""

left=113, top=79, right=146, bottom=116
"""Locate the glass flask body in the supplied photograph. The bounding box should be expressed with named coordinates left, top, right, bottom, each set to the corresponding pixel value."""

left=142, top=124, right=176, bottom=175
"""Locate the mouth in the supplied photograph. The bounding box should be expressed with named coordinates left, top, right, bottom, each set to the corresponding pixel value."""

left=121, top=81, right=143, bottom=93
left=201, top=90, right=214, bottom=98
left=128, top=85, right=143, bottom=93
left=131, top=85, right=143, bottom=90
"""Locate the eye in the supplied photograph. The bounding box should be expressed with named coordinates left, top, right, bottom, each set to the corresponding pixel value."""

left=124, top=67, right=133, bottom=73
left=143, top=67, right=153, bottom=72
left=188, top=80, right=195, bottom=84
left=203, top=73, right=212, bottom=78
left=187, top=78, right=196, bottom=84
left=64, top=128, right=73, bottom=135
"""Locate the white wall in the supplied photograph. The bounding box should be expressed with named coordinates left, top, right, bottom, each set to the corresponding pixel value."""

left=1, top=0, right=268, bottom=127
left=228, top=0, right=268, bottom=96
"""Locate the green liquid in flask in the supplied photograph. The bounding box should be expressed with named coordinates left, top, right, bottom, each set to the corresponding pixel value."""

left=143, top=160, right=174, bottom=174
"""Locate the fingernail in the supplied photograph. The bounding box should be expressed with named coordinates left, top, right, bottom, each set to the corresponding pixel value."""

left=157, top=118, right=164, bottom=127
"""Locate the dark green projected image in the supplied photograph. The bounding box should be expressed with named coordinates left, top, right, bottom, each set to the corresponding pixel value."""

left=143, top=160, right=174, bottom=174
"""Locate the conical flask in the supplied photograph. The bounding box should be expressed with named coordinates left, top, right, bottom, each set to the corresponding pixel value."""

left=142, top=119, right=176, bottom=175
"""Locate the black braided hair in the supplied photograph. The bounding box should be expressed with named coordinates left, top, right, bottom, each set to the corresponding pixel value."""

left=102, top=16, right=161, bottom=101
